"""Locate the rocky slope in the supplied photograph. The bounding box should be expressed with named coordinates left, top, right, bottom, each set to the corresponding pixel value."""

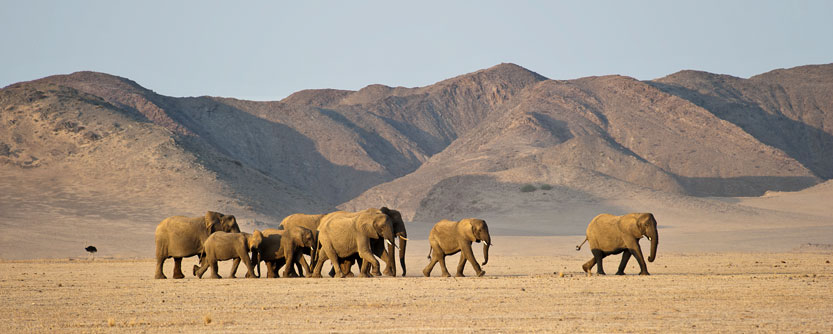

left=1, top=63, right=831, bottom=258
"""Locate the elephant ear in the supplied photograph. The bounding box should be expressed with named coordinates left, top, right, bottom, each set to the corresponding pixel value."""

left=380, top=207, right=392, bottom=216
left=635, top=213, right=652, bottom=235
left=460, top=219, right=476, bottom=242
left=250, top=230, right=264, bottom=249
left=204, top=211, right=223, bottom=231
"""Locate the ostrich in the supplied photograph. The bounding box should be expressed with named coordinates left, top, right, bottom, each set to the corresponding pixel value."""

left=84, top=242, right=97, bottom=260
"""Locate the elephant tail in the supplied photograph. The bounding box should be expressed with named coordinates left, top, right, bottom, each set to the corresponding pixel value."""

left=427, top=246, right=432, bottom=260
left=576, top=238, right=588, bottom=251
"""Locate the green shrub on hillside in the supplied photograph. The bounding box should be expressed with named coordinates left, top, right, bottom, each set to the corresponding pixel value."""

left=520, top=184, right=537, bottom=192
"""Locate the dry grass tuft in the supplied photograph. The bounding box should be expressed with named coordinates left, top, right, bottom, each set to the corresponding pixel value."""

left=204, top=314, right=212, bottom=325
left=107, top=318, right=115, bottom=327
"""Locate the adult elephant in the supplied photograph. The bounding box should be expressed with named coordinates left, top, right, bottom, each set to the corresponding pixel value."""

left=423, top=218, right=491, bottom=277
left=311, top=208, right=396, bottom=278
left=154, top=211, right=240, bottom=279
left=331, top=207, right=408, bottom=277
left=257, top=226, right=316, bottom=278
left=576, top=213, right=658, bottom=275
left=278, top=213, right=325, bottom=276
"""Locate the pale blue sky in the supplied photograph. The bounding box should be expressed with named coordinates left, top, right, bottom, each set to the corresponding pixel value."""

left=1, top=1, right=831, bottom=101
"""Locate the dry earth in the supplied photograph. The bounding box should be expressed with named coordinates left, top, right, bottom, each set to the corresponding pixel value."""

left=2, top=250, right=832, bottom=333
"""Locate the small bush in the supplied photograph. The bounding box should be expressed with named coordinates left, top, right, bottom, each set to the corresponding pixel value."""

left=520, top=184, right=537, bottom=192
left=540, top=184, right=553, bottom=190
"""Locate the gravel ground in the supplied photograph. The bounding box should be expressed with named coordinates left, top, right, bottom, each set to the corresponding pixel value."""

left=2, top=250, right=832, bottom=333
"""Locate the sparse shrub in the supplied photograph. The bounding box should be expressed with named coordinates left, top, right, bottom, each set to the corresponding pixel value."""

left=520, top=184, right=537, bottom=192
left=204, top=314, right=212, bottom=325
left=540, top=184, right=552, bottom=190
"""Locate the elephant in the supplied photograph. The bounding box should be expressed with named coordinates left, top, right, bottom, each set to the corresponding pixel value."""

left=154, top=211, right=240, bottom=279
left=423, top=218, right=491, bottom=277
left=576, top=213, right=658, bottom=275
left=193, top=231, right=263, bottom=279
left=330, top=207, right=408, bottom=277
left=311, top=208, right=396, bottom=278
left=257, top=226, right=316, bottom=278
left=278, top=213, right=325, bottom=276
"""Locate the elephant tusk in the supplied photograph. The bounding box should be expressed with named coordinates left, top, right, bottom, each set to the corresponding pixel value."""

left=399, top=236, right=409, bottom=241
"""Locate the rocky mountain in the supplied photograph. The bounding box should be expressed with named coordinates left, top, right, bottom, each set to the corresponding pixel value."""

left=1, top=63, right=831, bottom=258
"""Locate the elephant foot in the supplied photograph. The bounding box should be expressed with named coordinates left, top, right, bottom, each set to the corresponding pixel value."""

left=155, top=272, right=167, bottom=279
left=383, top=269, right=394, bottom=277
left=477, top=270, right=486, bottom=277
left=172, top=272, right=185, bottom=279
left=441, top=272, right=451, bottom=278
left=310, top=273, right=323, bottom=278
left=192, top=265, right=199, bottom=277
left=581, top=264, right=592, bottom=273
left=344, top=271, right=355, bottom=278
left=401, top=270, right=406, bottom=277
left=639, top=271, right=650, bottom=276
left=455, top=273, right=465, bottom=278
left=209, top=275, right=221, bottom=279
left=358, top=272, right=370, bottom=278
left=596, top=271, right=606, bottom=275
left=422, top=268, right=431, bottom=277
left=371, top=271, right=382, bottom=277
left=615, top=271, right=625, bottom=275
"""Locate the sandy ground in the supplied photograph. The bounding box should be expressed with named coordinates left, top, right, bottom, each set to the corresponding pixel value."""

left=2, top=246, right=832, bottom=333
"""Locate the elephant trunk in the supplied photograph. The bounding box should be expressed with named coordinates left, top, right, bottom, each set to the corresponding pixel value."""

left=648, top=231, right=658, bottom=263
left=398, top=234, right=407, bottom=276
left=251, top=249, right=260, bottom=278
left=482, top=242, right=490, bottom=266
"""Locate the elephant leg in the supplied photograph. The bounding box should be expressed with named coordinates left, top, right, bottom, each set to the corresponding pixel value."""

left=283, top=249, right=297, bottom=278
left=209, top=260, right=221, bottom=279
left=343, top=259, right=356, bottom=277
left=322, top=243, right=344, bottom=278
left=194, top=256, right=209, bottom=279
left=298, top=255, right=312, bottom=277
left=582, top=258, right=596, bottom=274
left=455, top=254, right=467, bottom=277
left=628, top=243, right=650, bottom=275
left=437, top=253, right=452, bottom=278
left=382, top=244, right=395, bottom=277
left=356, top=239, right=380, bottom=278
left=172, top=257, right=185, bottom=279
left=229, top=258, right=241, bottom=278
left=265, top=261, right=277, bottom=278
left=616, top=250, right=632, bottom=275
left=311, top=252, right=326, bottom=278
left=461, top=243, right=484, bottom=277
left=591, top=249, right=606, bottom=275
left=155, top=257, right=167, bottom=279
left=423, top=247, right=441, bottom=277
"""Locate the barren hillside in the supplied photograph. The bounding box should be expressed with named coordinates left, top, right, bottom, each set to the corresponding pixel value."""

left=1, top=63, right=832, bottom=258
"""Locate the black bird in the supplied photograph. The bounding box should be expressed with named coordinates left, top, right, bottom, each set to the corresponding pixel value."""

left=85, top=245, right=98, bottom=254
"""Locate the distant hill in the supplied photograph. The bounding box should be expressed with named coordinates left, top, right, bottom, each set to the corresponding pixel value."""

left=1, top=63, right=831, bottom=258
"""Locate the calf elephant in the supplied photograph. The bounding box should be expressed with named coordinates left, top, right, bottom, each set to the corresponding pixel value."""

left=193, top=231, right=263, bottom=279
left=279, top=213, right=325, bottom=275
left=257, top=227, right=316, bottom=278
left=154, top=211, right=240, bottom=279
left=312, top=208, right=396, bottom=278
left=423, top=218, right=491, bottom=277
left=576, top=213, right=658, bottom=275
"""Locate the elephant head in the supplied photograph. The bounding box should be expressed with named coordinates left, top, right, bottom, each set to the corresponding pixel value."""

left=464, top=218, right=491, bottom=266
left=364, top=209, right=396, bottom=248
left=248, top=230, right=264, bottom=278
left=204, top=211, right=241, bottom=234
left=381, top=207, right=408, bottom=276
left=637, top=213, right=658, bottom=262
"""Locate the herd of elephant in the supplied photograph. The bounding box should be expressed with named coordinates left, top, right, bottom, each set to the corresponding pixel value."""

left=153, top=207, right=659, bottom=279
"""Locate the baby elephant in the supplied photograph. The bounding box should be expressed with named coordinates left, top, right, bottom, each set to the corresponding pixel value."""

left=193, top=231, right=263, bottom=279
left=424, top=218, right=491, bottom=277
left=257, top=226, right=316, bottom=278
